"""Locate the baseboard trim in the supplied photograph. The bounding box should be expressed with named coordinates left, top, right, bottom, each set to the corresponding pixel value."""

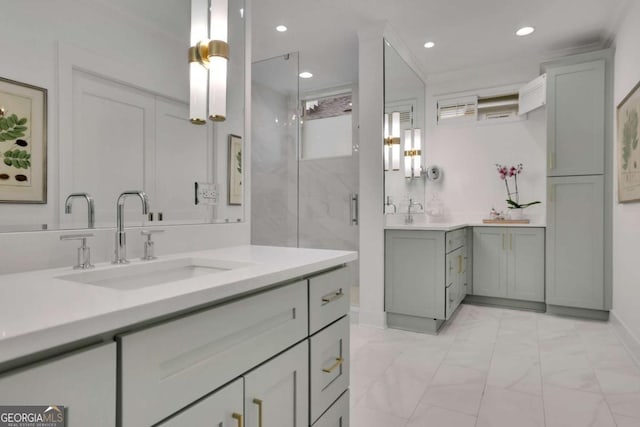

left=349, top=305, right=360, bottom=324
left=546, top=304, right=609, bottom=321
left=610, top=310, right=640, bottom=367
left=463, top=295, right=546, bottom=312
left=386, top=312, right=444, bottom=335
left=357, top=309, right=386, bottom=329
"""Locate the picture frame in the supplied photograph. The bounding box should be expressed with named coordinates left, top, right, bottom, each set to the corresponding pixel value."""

left=0, top=77, right=47, bottom=203
left=617, top=78, right=640, bottom=203
left=228, top=134, right=243, bottom=205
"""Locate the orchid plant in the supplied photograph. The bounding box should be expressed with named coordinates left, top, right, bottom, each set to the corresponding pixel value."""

left=495, top=163, right=541, bottom=209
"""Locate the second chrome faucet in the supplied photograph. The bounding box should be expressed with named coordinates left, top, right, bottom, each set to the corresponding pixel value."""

left=114, top=190, right=149, bottom=264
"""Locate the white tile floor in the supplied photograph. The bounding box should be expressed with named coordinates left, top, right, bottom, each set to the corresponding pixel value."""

left=350, top=304, right=640, bottom=427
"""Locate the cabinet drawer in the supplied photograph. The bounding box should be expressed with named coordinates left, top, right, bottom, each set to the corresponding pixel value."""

left=445, top=281, right=461, bottom=320
left=309, top=267, right=351, bottom=335
left=158, top=378, right=243, bottom=426
left=119, top=281, right=308, bottom=427
left=312, top=390, right=350, bottom=427
left=446, top=228, right=466, bottom=253
left=310, top=316, right=350, bottom=423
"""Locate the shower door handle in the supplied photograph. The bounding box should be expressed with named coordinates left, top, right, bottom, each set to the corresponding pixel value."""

left=350, top=193, right=359, bottom=226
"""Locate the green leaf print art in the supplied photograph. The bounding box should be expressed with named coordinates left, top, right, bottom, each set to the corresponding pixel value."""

left=622, top=108, right=639, bottom=170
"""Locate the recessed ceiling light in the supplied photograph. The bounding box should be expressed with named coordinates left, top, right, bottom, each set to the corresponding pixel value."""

left=276, top=25, right=287, bottom=32
left=299, top=71, right=313, bottom=79
left=424, top=41, right=435, bottom=49
left=516, top=26, right=535, bottom=36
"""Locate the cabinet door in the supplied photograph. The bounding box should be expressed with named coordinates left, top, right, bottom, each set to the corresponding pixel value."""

left=507, top=228, right=545, bottom=302
left=472, top=228, right=507, bottom=298
left=0, top=343, right=116, bottom=427
left=546, top=60, right=605, bottom=176
left=245, top=341, right=309, bottom=427
left=159, top=378, right=243, bottom=427
left=547, top=176, right=604, bottom=309
left=385, top=230, right=445, bottom=319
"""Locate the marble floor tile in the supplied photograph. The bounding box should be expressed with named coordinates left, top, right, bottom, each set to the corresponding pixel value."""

left=420, top=365, right=487, bottom=415
left=543, top=384, right=616, bottom=427
left=360, top=364, right=430, bottom=419
left=540, top=352, right=601, bottom=393
left=390, top=345, right=448, bottom=382
left=442, top=340, right=495, bottom=371
left=476, top=386, right=545, bottom=427
left=350, top=305, right=640, bottom=426
left=595, top=366, right=640, bottom=394
left=406, top=404, right=476, bottom=427
left=606, top=392, right=640, bottom=419
left=351, top=403, right=408, bottom=427
left=613, top=413, right=640, bottom=426
left=486, top=354, right=542, bottom=395
left=493, top=333, right=539, bottom=361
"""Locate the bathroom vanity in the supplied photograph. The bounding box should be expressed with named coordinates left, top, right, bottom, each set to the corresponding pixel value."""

left=385, top=222, right=545, bottom=333
left=0, top=245, right=356, bottom=427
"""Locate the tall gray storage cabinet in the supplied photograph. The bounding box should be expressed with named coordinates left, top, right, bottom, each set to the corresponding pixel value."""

left=544, top=52, right=612, bottom=317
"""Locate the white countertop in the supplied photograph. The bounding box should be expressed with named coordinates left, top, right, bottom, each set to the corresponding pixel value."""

left=0, top=245, right=357, bottom=365
left=385, top=219, right=546, bottom=231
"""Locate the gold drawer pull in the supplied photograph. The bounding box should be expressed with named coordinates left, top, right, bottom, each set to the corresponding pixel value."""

left=252, top=399, right=263, bottom=427
left=321, top=290, right=344, bottom=305
left=322, top=357, right=345, bottom=373
left=232, top=412, right=243, bottom=427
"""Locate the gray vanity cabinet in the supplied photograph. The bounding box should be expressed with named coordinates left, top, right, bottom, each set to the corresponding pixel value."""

left=473, top=227, right=544, bottom=302
left=244, top=341, right=309, bottom=427
left=159, top=379, right=243, bottom=427
left=385, top=230, right=446, bottom=321
left=0, top=343, right=116, bottom=427
left=546, top=175, right=604, bottom=309
left=546, top=60, right=605, bottom=176
left=385, top=228, right=467, bottom=332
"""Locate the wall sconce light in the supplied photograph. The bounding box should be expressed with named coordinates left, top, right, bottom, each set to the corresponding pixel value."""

left=189, top=0, right=229, bottom=124
left=384, top=112, right=401, bottom=171
left=404, top=128, right=422, bottom=178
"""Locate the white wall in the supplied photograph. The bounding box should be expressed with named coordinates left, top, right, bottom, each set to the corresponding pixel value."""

left=357, top=23, right=386, bottom=328
left=612, top=1, right=640, bottom=351
left=424, top=87, right=547, bottom=223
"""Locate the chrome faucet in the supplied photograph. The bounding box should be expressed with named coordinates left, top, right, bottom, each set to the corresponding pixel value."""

left=114, top=190, right=150, bottom=264
left=64, top=193, right=95, bottom=229
left=406, top=198, right=424, bottom=224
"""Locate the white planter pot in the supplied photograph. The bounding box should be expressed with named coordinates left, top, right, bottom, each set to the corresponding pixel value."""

left=509, top=208, right=524, bottom=220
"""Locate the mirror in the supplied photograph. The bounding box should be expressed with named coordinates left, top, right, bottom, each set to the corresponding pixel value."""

left=383, top=40, right=426, bottom=215
left=0, top=0, right=245, bottom=232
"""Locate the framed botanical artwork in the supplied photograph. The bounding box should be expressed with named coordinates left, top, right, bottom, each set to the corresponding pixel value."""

left=618, top=79, right=640, bottom=203
left=0, top=77, right=47, bottom=203
left=228, top=134, right=243, bottom=205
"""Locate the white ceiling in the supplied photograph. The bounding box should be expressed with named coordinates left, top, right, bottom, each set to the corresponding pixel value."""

left=252, top=0, right=632, bottom=90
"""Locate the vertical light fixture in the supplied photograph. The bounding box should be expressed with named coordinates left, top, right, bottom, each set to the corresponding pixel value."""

left=208, top=0, right=228, bottom=121
left=390, top=112, right=400, bottom=170
left=404, top=128, right=423, bottom=178
left=189, top=0, right=209, bottom=124
left=189, top=0, right=229, bottom=124
left=384, top=113, right=390, bottom=171
left=384, top=112, right=401, bottom=171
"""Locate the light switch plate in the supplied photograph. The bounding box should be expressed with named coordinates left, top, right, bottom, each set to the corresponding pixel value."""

left=195, top=182, right=219, bottom=205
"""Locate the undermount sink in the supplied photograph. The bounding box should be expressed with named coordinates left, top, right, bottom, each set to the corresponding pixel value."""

left=57, top=257, right=252, bottom=291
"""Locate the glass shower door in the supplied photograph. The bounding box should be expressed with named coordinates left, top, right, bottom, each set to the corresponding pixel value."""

left=251, top=53, right=360, bottom=306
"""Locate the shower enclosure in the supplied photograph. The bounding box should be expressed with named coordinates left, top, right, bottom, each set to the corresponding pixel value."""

left=251, top=53, right=360, bottom=306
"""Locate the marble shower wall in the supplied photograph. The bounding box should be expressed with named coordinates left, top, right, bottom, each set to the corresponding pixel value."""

left=251, top=81, right=298, bottom=247
left=298, top=156, right=358, bottom=252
